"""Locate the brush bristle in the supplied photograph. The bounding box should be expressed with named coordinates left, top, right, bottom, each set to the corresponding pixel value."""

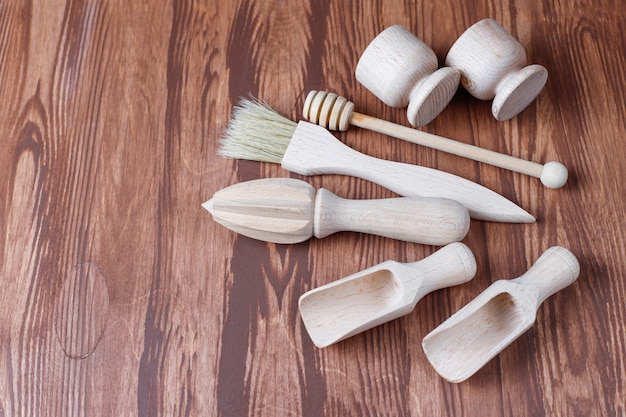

left=218, top=98, right=298, bottom=164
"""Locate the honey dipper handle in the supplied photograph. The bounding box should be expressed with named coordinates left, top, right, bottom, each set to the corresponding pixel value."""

left=513, top=246, right=580, bottom=306
left=312, top=189, right=470, bottom=245
left=350, top=112, right=568, bottom=189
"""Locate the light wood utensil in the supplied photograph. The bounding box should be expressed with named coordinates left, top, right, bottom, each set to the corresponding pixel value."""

left=355, top=24, right=460, bottom=126
left=303, top=90, right=568, bottom=189
left=446, top=18, right=548, bottom=121
left=218, top=98, right=536, bottom=222
left=422, top=246, right=580, bottom=383
left=299, top=242, right=476, bottom=347
left=203, top=178, right=470, bottom=245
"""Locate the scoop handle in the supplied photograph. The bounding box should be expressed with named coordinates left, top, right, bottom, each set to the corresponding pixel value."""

left=513, top=246, right=580, bottom=305
left=401, top=242, right=477, bottom=295
left=313, top=189, right=470, bottom=245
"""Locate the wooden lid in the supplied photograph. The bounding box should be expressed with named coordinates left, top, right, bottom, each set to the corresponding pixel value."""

left=407, top=67, right=460, bottom=126
left=492, top=64, right=548, bottom=120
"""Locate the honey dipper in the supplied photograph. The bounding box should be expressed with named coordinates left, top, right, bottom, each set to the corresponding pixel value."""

left=303, top=90, right=568, bottom=189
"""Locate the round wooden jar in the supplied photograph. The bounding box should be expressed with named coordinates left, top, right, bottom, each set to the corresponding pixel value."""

left=356, top=25, right=460, bottom=126
left=445, top=18, right=548, bottom=121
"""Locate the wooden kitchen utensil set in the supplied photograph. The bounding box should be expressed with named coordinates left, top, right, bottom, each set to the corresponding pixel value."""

left=204, top=18, right=579, bottom=383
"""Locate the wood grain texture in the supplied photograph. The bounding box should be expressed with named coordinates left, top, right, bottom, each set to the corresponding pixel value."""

left=0, top=0, right=624, bottom=416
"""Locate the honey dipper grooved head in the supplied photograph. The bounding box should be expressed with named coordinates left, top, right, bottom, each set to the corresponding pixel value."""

left=303, top=90, right=355, bottom=131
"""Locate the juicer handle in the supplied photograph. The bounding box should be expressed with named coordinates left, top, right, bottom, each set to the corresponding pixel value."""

left=313, top=188, right=470, bottom=245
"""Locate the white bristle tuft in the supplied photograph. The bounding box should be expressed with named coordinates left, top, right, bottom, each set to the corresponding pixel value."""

left=218, top=98, right=298, bottom=164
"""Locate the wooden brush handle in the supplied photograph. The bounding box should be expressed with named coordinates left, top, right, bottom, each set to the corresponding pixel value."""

left=282, top=122, right=535, bottom=223
left=512, top=246, right=580, bottom=306
left=313, top=189, right=470, bottom=245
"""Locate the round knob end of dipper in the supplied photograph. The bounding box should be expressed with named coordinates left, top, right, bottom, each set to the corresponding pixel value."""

left=303, top=90, right=355, bottom=131
left=406, top=67, right=460, bottom=126
left=540, top=161, right=568, bottom=189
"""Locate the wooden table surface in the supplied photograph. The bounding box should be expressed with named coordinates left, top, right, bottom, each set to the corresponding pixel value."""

left=1, top=1, right=625, bottom=416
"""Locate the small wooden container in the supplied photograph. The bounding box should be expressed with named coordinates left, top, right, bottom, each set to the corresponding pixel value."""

left=356, top=25, right=460, bottom=127
left=445, top=18, right=548, bottom=121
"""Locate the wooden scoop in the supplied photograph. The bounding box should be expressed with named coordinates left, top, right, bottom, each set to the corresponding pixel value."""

left=421, top=246, right=580, bottom=383
left=203, top=178, right=470, bottom=245
left=299, top=242, right=476, bottom=347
